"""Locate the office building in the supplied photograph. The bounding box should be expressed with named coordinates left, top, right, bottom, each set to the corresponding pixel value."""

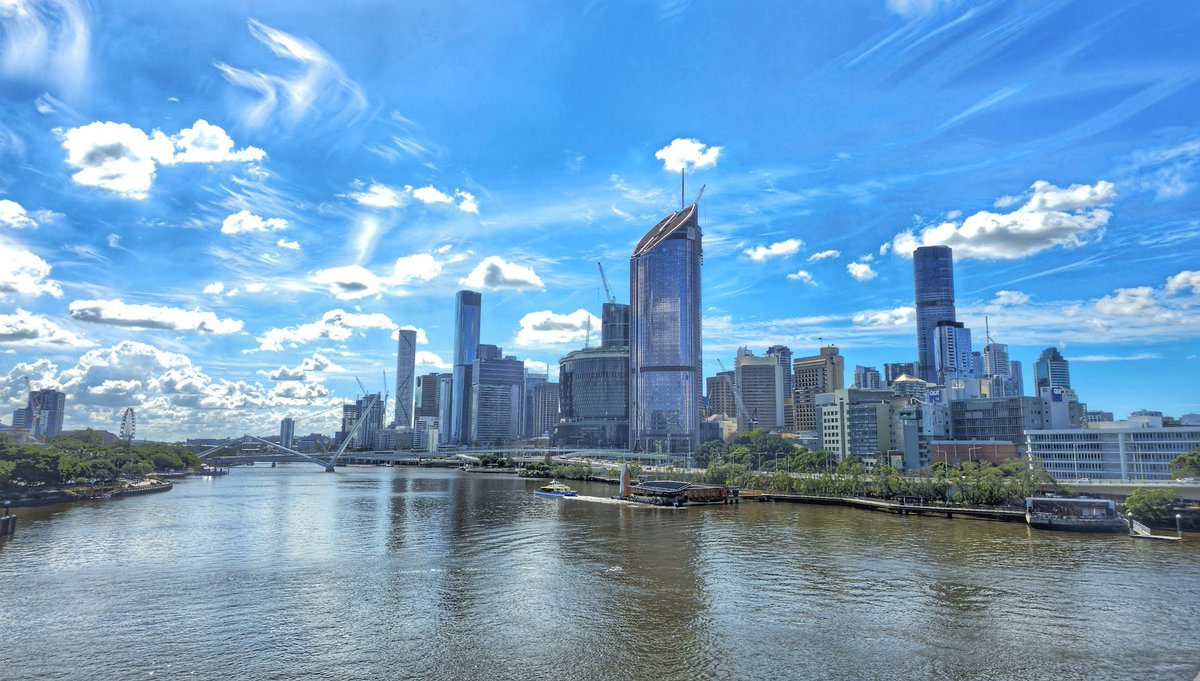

left=522, top=368, right=549, bottom=438
left=735, top=347, right=785, bottom=432
left=817, top=388, right=902, bottom=465
left=1027, top=420, right=1200, bottom=481
left=934, top=321, right=974, bottom=384
left=891, top=374, right=930, bottom=401
left=706, top=371, right=736, bottom=419
left=629, top=203, right=702, bottom=453
left=413, top=416, right=439, bottom=451
left=601, top=302, right=631, bottom=348
left=884, top=362, right=917, bottom=386
left=766, top=345, right=793, bottom=395
left=555, top=345, right=629, bottom=448
left=13, top=389, right=66, bottom=441
left=853, top=365, right=882, bottom=390
left=1034, top=347, right=1071, bottom=391
left=896, top=401, right=949, bottom=471
left=913, top=245, right=957, bottom=384
left=437, top=374, right=453, bottom=445
left=791, top=345, right=844, bottom=433
left=415, top=373, right=443, bottom=419
left=529, top=382, right=560, bottom=439
left=394, top=329, right=417, bottom=429
left=280, top=417, right=295, bottom=450
left=470, top=347, right=524, bottom=444
left=451, top=290, right=482, bottom=443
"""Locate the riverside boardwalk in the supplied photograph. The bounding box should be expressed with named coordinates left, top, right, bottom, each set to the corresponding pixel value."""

left=739, top=491, right=1025, bottom=523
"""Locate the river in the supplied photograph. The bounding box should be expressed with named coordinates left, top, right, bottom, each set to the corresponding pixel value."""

left=1, top=465, right=1197, bottom=680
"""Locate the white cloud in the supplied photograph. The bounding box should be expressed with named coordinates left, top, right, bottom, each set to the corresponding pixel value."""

left=786, top=269, right=816, bottom=285
left=523, top=359, right=549, bottom=375
left=456, top=190, right=478, bottom=214
left=411, top=185, right=454, bottom=204
left=68, top=299, right=244, bottom=334
left=245, top=282, right=268, bottom=293
left=390, top=253, right=443, bottom=284
left=1165, top=270, right=1200, bottom=296
left=0, top=199, right=37, bottom=228
left=215, top=19, right=366, bottom=128
left=0, top=0, right=90, bottom=95
left=415, top=350, right=452, bottom=370
left=745, top=238, right=803, bottom=261
left=60, top=119, right=264, bottom=199
left=846, top=261, right=877, bottom=281
left=807, top=249, right=841, bottom=262
left=221, top=209, right=288, bottom=234
left=1093, top=287, right=1158, bottom=317
left=515, top=309, right=601, bottom=346
left=277, top=238, right=301, bottom=251
left=885, top=0, right=955, bottom=18
left=655, top=138, right=721, bottom=172
left=343, top=182, right=407, bottom=208
left=1066, top=353, right=1160, bottom=363
left=610, top=174, right=664, bottom=203
left=890, top=180, right=1116, bottom=260
left=0, top=309, right=93, bottom=348
left=460, top=256, right=545, bottom=290
left=0, top=238, right=63, bottom=300
left=310, top=254, right=442, bottom=300
left=390, top=326, right=430, bottom=344
left=257, top=352, right=343, bottom=381
left=991, top=290, right=1030, bottom=306
left=853, top=306, right=914, bottom=327
left=256, top=309, right=396, bottom=351
left=203, top=281, right=225, bottom=295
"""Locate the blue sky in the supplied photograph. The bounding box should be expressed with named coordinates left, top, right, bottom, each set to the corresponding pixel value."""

left=2, top=0, right=1199, bottom=440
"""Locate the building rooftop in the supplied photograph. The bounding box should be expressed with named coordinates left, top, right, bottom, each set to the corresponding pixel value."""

left=632, top=203, right=699, bottom=257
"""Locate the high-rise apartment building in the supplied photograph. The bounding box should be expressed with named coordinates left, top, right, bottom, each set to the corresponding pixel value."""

left=280, top=417, right=294, bottom=450
left=1034, top=347, right=1071, bottom=391
left=451, top=290, right=482, bottom=443
left=522, top=368, right=548, bottom=438
left=437, top=374, right=453, bottom=445
left=913, top=245, right=956, bottom=384
left=791, top=346, right=844, bottom=433
left=394, top=329, right=416, bottom=429
left=414, top=373, right=443, bottom=418
left=629, top=204, right=702, bottom=453
left=766, top=345, right=793, bottom=395
left=853, top=365, right=883, bottom=390
left=884, top=362, right=917, bottom=386
left=706, top=371, right=736, bottom=419
left=935, top=320, right=974, bottom=385
left=735, top=347, right=785, bottom=432
left=529, top=382, right=560, bottom=439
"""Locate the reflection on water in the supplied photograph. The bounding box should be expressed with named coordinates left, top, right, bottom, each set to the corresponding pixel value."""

left=2, top=465, right=1198, bottom=680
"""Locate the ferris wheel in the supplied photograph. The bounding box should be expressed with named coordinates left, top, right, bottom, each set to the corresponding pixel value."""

left=119, top=407, right=136, bottom=443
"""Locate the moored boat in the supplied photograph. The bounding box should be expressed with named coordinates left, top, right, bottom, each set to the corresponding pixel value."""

left=1025, top=497, right=1127, bottom=533
left=534, top=481, right=578, bottom=498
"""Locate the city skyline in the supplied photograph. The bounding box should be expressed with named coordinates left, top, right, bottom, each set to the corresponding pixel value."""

left=2, top=1, right=1200, bottom=440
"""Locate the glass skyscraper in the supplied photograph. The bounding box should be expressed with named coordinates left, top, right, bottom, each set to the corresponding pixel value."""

left=1034, top=347, right=1071, bottom=390
left=629, top=203, right=702, bottom=453
left=394, top=328, right=416, bottom=429
left=451, top=290, right=482, bottom=443
left=913, top=245, right=956, bottom=384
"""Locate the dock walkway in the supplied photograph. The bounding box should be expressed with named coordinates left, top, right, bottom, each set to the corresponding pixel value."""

left=738, top=491, right=1025, bottom=522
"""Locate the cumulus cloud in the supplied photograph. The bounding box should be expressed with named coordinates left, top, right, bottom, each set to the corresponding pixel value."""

left=221, top=209, right=288, bottom=234
left=68, top=299, right=244, bottom=334
left=991, top=290, right=1030, bottom=306
left=411, top=185, right=453, bottom=204
left=60, top=119, right=264, bottom=198
left=655, top=138, right=721, bottom=172
left=1093, top=287, right=1158, bottom=317
left=455, top=190, right=478, bottom=214
left=343, top=182, right=407, bottom=208
left=390, top=325, right=429, bottom=344
left=0, top=199, right=37, bottom=228
left=309, top=253, right=443, bottom=300
left=0, top=238, right=63, bottom=299
left=807, top=249, right=841, bottom=262
left=787, top=269, right=816, bottom=285
left=853, top=306, right=914, bottom=327
left=257, top=352, right=342, bottom=381
left=1165, top=270, right=1200, bottom=296
left=277, top=238, right=301, bottom=251
left=890, top=180, right=1116, bottom=260
left=245, top=282, right=268, bottom=293
left=0, top=0, right=90, bottom=95
left=343, top=181, right=480, bottom=213
left=0, top=309, right=93, bottom=348
left=745, top=238, right=803, bottom=261
left=256, top=309, right=396, bottom=351
left=515, top=309, right=601, bottom=346
left=846, top=261, right=877, bottom=281
left=203, top=281, right=225, bottom=295
left=460, top=256, right=544, bottom=290
left=415, top=350, right=452, bottom=370
left=215, top=19, right=366, bottom=128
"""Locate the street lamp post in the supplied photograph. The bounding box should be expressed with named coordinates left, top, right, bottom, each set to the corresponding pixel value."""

left=968, top=446, right=980, bottom=463
left=1177, top=513, right=1183, bottom=539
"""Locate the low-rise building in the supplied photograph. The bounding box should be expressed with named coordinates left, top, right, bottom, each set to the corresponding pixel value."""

left=1027, top=421, right=1200, bottom=481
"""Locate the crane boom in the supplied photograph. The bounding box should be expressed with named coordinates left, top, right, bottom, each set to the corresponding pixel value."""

left=691, top=184, right=706, bottom=207
left=596, top=261, right=615, bottom=304
left=715, top=358, right=753, bottom=429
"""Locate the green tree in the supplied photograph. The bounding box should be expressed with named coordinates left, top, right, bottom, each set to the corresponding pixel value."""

left=1168, top=448, right=1200, bottom=479
left=1122, top=488, right=1180, bottom=523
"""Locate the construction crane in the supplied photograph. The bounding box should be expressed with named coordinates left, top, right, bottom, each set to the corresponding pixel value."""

left=691, top=183, right=705, bottom=207
left=715, top=358, right=754, bottom=430
left=596, top=261, right=615, bottom=305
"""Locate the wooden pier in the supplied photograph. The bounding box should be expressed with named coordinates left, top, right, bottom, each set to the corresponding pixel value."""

left=738, top=491, right=1025, bottom=522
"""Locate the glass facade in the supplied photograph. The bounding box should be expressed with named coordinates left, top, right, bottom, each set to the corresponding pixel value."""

left=394, top=329, right=416, bottom=428
left=555, top=347, right=629, bottom=447
left=451, top=290, right=482, bottom=443
left=629, top=204, right=702, bottom=452
left=913, top=245, right=956, bottom=384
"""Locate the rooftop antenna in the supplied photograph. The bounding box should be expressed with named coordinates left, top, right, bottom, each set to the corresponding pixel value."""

left=584, top=316, right=592, bottom=349
left=681, top=168, right=685, bottom=210
left=985, top=316, right=993, bottom=345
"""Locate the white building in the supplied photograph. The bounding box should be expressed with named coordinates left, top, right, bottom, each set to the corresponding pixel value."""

left=1026, top=420, right=1200, bottom=481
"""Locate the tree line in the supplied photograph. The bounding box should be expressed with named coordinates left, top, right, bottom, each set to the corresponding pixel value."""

left=0, top=430, right=201, bottom=491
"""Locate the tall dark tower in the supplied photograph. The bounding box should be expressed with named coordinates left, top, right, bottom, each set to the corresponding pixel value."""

left=913, top=245, right=956, bottom=384
left=451, top=290, right=482, bottom=443
left=629, top=203, right=702, bottom=453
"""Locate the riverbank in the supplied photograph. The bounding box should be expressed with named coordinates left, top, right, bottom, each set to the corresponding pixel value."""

left=1, top=478, right=174, bottom=509
left=740, top=490, right=1026, bottom=522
